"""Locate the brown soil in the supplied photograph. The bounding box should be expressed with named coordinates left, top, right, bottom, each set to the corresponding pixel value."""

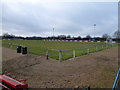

left=2, top=47, right=118, bottom=88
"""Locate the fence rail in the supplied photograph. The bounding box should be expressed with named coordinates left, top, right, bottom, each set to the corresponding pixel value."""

left=2, top=42, right=118, bottom=61
left=46, top=43, right=117, bottom=61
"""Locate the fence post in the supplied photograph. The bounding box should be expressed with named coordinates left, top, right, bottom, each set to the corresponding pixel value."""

left=59, top=50, right=62, bottom=62
left=110, top=44, right=112, bottom=47
left=106, top=44, right=108, bottom=48
left=112, top=43, right=113, bottom=47
left=102, top=45, right=104, bottom=49
left=87, top=48, right=89, bottom=54
left=9, top=43, right=10, bottom=48
left=73, top=49, right=76, bottom=58
left=46, top=49, right=49, bottom=60
left=10, top=43, right=12, bottom=48
left=96, top=46, right=98, bottom=51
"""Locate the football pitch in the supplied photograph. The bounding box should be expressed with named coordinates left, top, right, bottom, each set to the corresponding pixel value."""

left=2, top=40, right=116, bottom=60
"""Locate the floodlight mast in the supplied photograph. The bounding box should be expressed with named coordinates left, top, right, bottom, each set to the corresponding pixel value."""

left=53, top=27, right=54, bottom=40
left=93, top=24, right=96, bottom=41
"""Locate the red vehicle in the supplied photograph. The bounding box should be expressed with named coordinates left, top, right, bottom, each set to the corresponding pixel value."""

left=0, top=74, right=28, bottom=90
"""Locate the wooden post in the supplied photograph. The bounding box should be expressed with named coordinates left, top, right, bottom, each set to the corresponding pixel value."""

left=73, top=49, right=76, bottom=58
left=87, top=48, right=89, bottom=54
left=46, top=49, right=49, bottom=60
left=59, top=50, right=62, bottom=62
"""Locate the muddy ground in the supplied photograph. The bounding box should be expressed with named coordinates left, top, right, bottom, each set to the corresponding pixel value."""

left=2, top=47, right=118, bottom=88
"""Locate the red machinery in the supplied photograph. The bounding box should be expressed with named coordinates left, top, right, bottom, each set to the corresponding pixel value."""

left=0, top=74, right=28, bottom=90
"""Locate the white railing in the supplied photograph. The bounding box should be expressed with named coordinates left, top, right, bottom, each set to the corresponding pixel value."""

left=46, top=43, right=116, bottom=61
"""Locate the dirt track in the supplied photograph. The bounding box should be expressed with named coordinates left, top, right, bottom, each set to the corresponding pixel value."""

left=2, top=47, right=118, bottom=88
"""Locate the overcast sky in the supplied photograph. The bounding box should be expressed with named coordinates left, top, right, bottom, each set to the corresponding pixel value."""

left=1, top=1, right=118, bottom=37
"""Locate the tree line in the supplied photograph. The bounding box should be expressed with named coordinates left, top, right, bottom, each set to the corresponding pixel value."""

left=1, top=30, right=120, bottom=42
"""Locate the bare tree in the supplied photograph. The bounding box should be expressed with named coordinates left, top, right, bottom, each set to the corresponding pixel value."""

left=102, top=34, right=110, bottom=41
left=86, top=35, right=91, bottom=40
left=113, top=30, right=120, bottom=39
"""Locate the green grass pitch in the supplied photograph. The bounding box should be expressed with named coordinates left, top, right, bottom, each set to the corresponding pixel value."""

left=2, top=40, right=115, bottom=60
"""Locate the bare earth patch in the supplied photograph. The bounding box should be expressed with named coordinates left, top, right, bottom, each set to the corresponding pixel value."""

left=2, top=47, right=118, bottom=88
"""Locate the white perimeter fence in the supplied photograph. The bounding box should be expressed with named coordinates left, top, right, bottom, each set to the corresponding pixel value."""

left=2, top=42, right=118, bottom=61
left=46, top=43, right=117, bottom=61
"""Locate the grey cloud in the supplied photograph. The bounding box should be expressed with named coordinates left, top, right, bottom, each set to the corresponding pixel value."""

left=1, top=2, right=118, bottom=37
